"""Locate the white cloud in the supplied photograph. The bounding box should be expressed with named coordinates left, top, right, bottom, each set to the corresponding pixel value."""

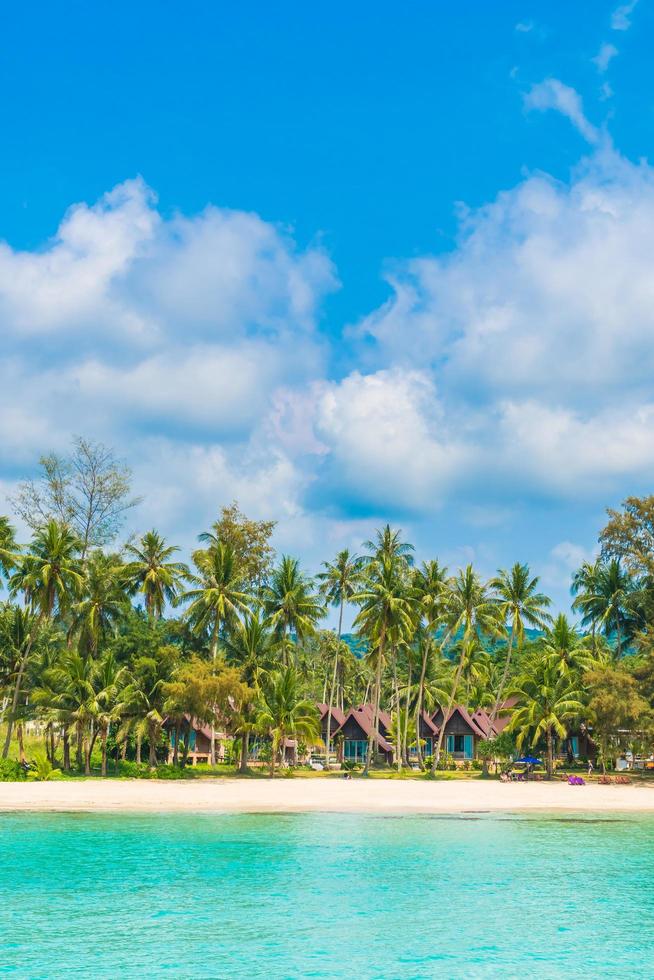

left=611, top=0, right=639, bottom=30
left=310, top=370, right=470, bottom=512
left=524, top=78, right=599, bottom=144
left=592, top=43, right=619, bottom=72
left=515, top=21, right=533, bottom=33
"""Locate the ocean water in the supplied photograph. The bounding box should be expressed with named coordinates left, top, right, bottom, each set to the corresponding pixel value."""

left=0, top=810, right=652, bottom=979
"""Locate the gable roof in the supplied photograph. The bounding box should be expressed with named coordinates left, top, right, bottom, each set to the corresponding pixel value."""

left=332, top=706, right=393, bottom=754
left=432, top=705, right=487, bottom=739
left=316, top=703, right=346, bottom=728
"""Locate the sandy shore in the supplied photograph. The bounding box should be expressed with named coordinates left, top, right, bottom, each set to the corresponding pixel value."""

left=1, top=777, right=654, bottom=813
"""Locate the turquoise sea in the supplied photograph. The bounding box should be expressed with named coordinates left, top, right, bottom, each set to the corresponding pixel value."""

left=0, top=810, right=652, bottom=979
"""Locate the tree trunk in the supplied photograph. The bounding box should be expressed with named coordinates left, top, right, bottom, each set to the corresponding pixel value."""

left=173, top=722, right=180, bottom=766
left=325, top=601, right=343, bottom=770
left=240, top=732, right=249, bottom=773
left=16, top=722, right=25, bottom=764
left=63, top=726, right=71, bottom=771
left=101, top=727, right=108, bottom=777
left=364, top=630, right=385, bottom=776
left=84, top=734, right=91, bottom=776
left=489, top=621, right=516, bottom=731
left=181, top=718, right=193, bottom=768
left=76, top=728, right=83, bottom=771
left=415, top=640, right=429, bottom=770
left=270, top=735, right=277, bottom=777
left=149, top=725, right=158, bottom=767
left=136, top=733, right=142, bottom=765
left=50, top=726, right=56, bottom=767
left=616, top=620, right=622, bottom=660
left=432, top=647, right=467, bottom=773
left=1, top=634, right=36, bottom=759
left=546, top=727, right=553, bottom=779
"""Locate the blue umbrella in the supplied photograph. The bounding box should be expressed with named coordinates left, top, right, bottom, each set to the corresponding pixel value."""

left=516, top=755, right=542, bottom=765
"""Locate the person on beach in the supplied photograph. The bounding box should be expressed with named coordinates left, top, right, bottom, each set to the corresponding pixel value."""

left=588, top=761, right=593, bottom=777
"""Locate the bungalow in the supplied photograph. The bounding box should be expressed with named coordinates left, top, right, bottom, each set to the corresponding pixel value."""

left=316, top=703, right=347, bottom=757
left=332, top=704, right=393, bottom=765
left=163, top=717, right=228, bottom=766
left=431, top=705, right=488, bottom=761
left=408, top=711, right=439, bottom=761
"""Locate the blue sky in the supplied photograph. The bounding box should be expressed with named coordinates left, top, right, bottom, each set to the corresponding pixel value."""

left=1, top=0, right=653, bottom=617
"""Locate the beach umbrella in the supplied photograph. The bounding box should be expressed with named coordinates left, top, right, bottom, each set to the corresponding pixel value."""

left=515, top=755, right=541, bottom=765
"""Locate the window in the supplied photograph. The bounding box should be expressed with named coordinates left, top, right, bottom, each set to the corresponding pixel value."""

left=344, top=739, right=368, bottom=762
left=446, top=734, right=474, bottom=758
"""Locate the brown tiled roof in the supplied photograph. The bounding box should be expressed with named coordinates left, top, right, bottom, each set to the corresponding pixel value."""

left=432, top=705, right=487, bottom=739
left=316, top=703, right=346, bottom=727
left=333, top=706, right=393, bottom=754
left=420, top=711, right=439, bottom=735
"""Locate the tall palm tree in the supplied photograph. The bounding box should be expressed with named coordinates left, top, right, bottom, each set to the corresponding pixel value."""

left=541, top=613, right=598, bottom=677
left=183, top=542, right=251, bottom=659
left=571, top=559, right=602, bottom=652
left=255, top=666, right=320, bottom=776
left=123, top=530, right=189, bottom=619
left=431, top=565, right=501, bottom=771
left=353, top=556, right=414, bottom=774
left=573, top=559, right=636, bottom=658
left=223, top=611, right=275, bottom=770
left=68, top=551, right=130, bottom=657
left=412, top=560, right=448, bottom=768
left=0, top=517, right=18, bottom=584
left=363, top=524, right=415, bottom=567
left=317, top=549, right=364, bottom=766
left=488, top=562, right=551, bottom=729
left=509, top=655, right=585, bottom=777
left=3, top=521, right=84, bottom=759
left=262, top=556, right=324, bottom=664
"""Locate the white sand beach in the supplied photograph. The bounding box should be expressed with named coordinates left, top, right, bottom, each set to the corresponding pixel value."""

left=1, top=777, right=654, bottom=813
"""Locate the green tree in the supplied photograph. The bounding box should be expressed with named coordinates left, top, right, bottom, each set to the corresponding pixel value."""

left=412, top=560, right=448, bottom=769
left=509, top=657, right=584, bottom=777
left=489, top=562, right=551, bottom=728
left=585, top=665, right=652, bottom=773
left=197, top=502, right=276, bottom=592
left=124, top=530, right=189, bottom=619
left=317, top=548, right=364, bottom=765
left=223, top=612, right=275, bottom=771
left=262, top=556, right=324, bottom=663
left=3, top=521, right=84, bottom=759
left=572, top=559, right=637, bottom=658
left=68, top=551, right=130, bottom=657
left=256, top=666, right=320, bottom=776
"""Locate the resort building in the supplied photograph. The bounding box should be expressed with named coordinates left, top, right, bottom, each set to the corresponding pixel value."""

left=316, top=703, right=346, bottom=758
left=332, top=704, right=394, bottom=764
left=163, top=718, right=228, bottom=766
left=431, top=705, right=489, bottom=761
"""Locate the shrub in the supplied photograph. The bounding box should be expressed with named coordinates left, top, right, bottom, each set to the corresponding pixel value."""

left=118, top=761, right=152, bottom=779
left=153, top=764, right=186, bottom=780
left=0, top=759, right=25, bottom=781
left=32, top=754, right=54, bottom=781
left=342, top=760, right=360, bottom=772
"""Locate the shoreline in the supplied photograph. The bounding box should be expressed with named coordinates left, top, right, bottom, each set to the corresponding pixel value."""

left=2, top=778, right=654, bottom=814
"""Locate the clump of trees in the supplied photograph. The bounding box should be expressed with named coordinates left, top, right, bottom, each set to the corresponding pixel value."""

left=2, top=441, right=654, bottom=778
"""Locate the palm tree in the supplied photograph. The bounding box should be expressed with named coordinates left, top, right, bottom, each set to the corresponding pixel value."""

left=0, top=517, right=18, bottom=584
left=262, top=556, right=324, bottom=663
left=412, top=560, right=448, bottom=768
left=431, top=565, right=502, bottom=771
left=68, top=551, right=130, bottom=657
left=223, top=612, right=275, bottom=770
left=363, top=524, right=415, bottom=567
left=94, top=651, right=127, bottom=775
left=317, top=549, right=364, bottom=766
left=182, top=542, right=251, bottom=659
left=573, top=559, right=636, bottom=658
left=3, top=521, right=83, bottom=759
left=255, top=666, right=320, bottom=776
left=123, top=530, right=189, bottom=619
left=571, top=559, right=602, bottom=651
left=509, top=655, right=585, bottom=777
left=488, top=563, right=551, bottom=729
left=117, top=646, right=178, bottom=766
left=541, top=613, right=598, bottom=676
left=353, top=556, right=414, bottom=773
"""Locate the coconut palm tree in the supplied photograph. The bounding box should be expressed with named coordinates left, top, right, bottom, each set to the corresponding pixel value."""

left=431, top=565, right=502, bottom=771
left=3, top=521, right=84, bottom=759
left=68, top=551, right=130, bottom=657
left=488, top=562, right=552, bottom=729
left=255, top=666, right=320, bottom=776
left=573, top=559, right=637, bottom=658
left=262, top=556, right=325, bottom=663
left=317, top=549, right=364, bottom=766
left=363, top=524, right=415, bottom=568
left=223, top=611, right=276, bottom=770
left=116, top=645, right=179, bottom=766
left=183, top=542, right=251, bottom=659
left=571, top=559, right=602, bottom=652
left=0, top=517, right=18, bottom=584
left=123, top=530, right=189, bottom=619
left=540, top=613, right=598, bottom=676
left=412, top=560, right=448, bottom=768
left=509, top=655, right=585, bottom=777
left=353, top=556, right=414, bottom=773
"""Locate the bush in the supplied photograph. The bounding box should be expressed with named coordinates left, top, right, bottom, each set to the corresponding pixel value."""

left=342, top=760, right=360, bottom=772
left=118, top=761, right=152, bottom=779
left=0, top=759, right=25, bottom=781
left=153, top=764, right=186, bottom=780
left=471, top=759, right=482, bottom=771
left=32, top=754, right=54, bottom=781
